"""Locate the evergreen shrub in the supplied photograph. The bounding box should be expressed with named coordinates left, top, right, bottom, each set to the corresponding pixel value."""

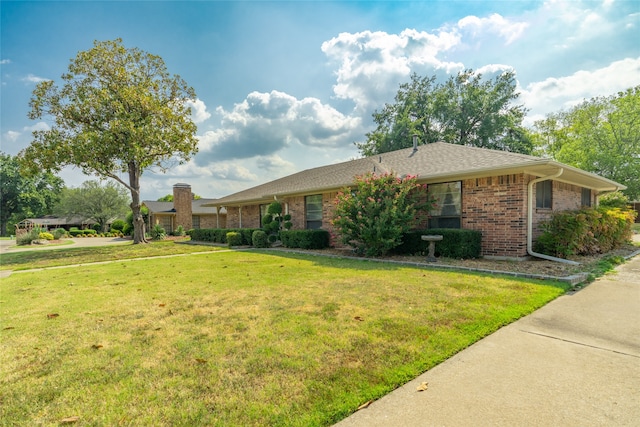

left=393, top=229, right=482, bottom=259
left=280, top=230, right=330, bottom=249
left=252, top=230, right=269, bottom=248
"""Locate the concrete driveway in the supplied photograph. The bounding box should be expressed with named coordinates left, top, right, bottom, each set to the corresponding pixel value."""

left=335, top=253, right=640, bottom=427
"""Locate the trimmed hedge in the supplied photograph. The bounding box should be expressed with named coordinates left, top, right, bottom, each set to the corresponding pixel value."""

left=280, top=230, right=330, bottom=250
left=188, top=228, right=259, bottom=245
left=393, top=228, right=482, bottom=259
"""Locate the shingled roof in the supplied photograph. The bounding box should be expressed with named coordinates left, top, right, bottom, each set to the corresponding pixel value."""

left=143, top=199, right=225, bottom=215
left=205, top=142, right=625, bottom=207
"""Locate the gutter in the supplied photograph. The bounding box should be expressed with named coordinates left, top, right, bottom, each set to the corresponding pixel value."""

left=527, top=168, right=580, bottom=265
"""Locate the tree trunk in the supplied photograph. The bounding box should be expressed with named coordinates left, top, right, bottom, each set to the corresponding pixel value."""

left=128, top=162, right=148, bottom=244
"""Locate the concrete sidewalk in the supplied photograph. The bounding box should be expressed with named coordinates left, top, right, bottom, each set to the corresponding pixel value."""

left=335, top=254, right=640, bottom=427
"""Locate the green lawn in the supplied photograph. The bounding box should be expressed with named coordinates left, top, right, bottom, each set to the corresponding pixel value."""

left=0, top=245, right=569, bottom=426
left=0, top=240, right=224, bottom=271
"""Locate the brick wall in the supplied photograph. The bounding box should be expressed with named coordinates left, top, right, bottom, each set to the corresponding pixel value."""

left=217, top=175, right=591, bottom=258
left=173, top=183, right=192, bottom=231
left=462, top=174, right=528, bottom=258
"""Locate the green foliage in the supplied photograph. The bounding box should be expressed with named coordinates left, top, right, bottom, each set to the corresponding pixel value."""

left=173, top=225, right=186, bottom=237
left=0, top=152, right=65, bottom=236
left=532, top=87, right=640, bottom=200
left=535, top=207, right=636, bottom=258
left=110, top=219, right=126, bottom=232
left=393, top=229, right=482, bottom=259
left=151, top=224, right=166, bottom=240
left=262, top=201, right=285, bottom=237
left=16, top=227, right=43, bottom=246
left=599, top=191, right=631, bottom=209
left=226, top=232, right=242, bottom=247
left=54, top=180, right=130, bottom=232
left=280, top=230, right=330, bottom=249
left=20, top=38, right=199, bottom=244
left=332, top=172, right=432, bottom=257
left=252, top=230, right=270, bottom=248
left=38, top=232, right=54, bottom=240
left=187, top=228, right=259, bottom=245
left=358, top=69, right=531, bottom=156
left=52, top=228, right=67, bottom=239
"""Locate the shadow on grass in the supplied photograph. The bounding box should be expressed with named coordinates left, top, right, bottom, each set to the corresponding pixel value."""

left=249, top=249, right=570, bottom=291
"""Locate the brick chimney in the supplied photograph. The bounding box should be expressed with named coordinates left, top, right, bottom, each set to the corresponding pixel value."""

left=173, top=183, right=193, bottom=231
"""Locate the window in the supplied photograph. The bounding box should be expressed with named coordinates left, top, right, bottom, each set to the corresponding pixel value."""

left=581, top=188, right=592, bottom=207
left=192, top=215, right=200, bottom=229
left=428, top=181, right=461, bottom=228
left=305, top=194, right=323, bottom=229
left=158, top=216, right=172, bottom=231
left=259, top=204, right=269, bottom=227
left=536, top=181, right=552, bottom=209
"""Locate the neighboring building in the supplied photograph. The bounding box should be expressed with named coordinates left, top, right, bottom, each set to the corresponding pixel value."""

left=201, top=142, right=625, bottom=259
left=15, top=216, right=97, bottom=235
left=143, top=183, right=226, bottom=233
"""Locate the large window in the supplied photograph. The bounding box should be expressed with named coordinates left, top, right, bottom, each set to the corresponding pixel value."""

left=192, top=215, right=200, bottom=229
left=536, top=181, right=552, bottom=209
left=305, top=194, right=323, bottom=229
left=428, top=181, right=461, bottom=228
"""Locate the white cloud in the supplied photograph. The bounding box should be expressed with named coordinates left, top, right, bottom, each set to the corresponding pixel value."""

left=3, top=130, right=21, bottom=142
left=457, top=13, right=528, bottom=45
left=21, top=73, right=48, bottom=84
left=255, top=155, right=294, bottom=173
left=321, top=29, right=463, bottom=111
left=521, top=57, right=640, bottom=125
left=185, top=98, right=211, bottom=124
left=0, top=59, right=10, bottom=65
left=195, top=90, right=361, bottom=163
left=23, top=122, right=50, bottom=132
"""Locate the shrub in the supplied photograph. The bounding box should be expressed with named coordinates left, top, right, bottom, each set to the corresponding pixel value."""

left=252, top=230, right=269, bottom=248
left=151, top=224, right=166, bottom=240
left=226, top=232, right=242, bottom=247
left=52, top=228, right=67, bottom=239
left=393, top=229, right=482, bottom=259
left=17, top=227, right=45, bottom=245
left=280, top=230, right=330, bottom=249
left=39, top=232, right=54, bottom=240
left=111, top=219, right=126, bottom=232
left=535, top=206, right=636, bottom=258
left=83, top=229, right=97, bottom=235
left=332, top=172, right=433, bottom=256
left=599, top=191, right=630, bottom=209
left=173, top=225, right=186, bottom=237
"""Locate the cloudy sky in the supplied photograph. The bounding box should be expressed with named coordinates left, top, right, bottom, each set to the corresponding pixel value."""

left=1, top=1, right=639, bottom=201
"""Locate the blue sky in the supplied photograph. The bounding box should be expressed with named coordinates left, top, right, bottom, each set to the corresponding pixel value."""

left=1, top=0, right=639, bottom=201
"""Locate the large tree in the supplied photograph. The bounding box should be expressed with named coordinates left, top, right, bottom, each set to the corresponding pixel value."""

left=358, top=69, right=531, bottom=156
left=0, top=152, right=65, bottom=236
left=54, top=180, right=130, bottom=232
left=532, top=87, right=640, bottom=200
left=20, top=39, right=198, bottom=243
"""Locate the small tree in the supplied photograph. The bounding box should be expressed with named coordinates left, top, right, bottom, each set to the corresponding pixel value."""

left=332, top=172, right=432, bottom=256
left=262, top=201, right=284, bottom=241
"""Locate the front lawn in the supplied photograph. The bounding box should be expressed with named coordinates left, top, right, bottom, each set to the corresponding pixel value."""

left=0, top=249, right=569, bottom=426
left=0, top=240, right=224, bottom=271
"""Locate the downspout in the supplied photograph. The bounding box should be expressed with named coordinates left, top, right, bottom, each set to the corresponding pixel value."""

left=527, top=168, right=580, bottom=265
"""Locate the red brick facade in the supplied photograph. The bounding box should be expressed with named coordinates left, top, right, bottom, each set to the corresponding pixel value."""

left=221, top=174, right=593, bottom=258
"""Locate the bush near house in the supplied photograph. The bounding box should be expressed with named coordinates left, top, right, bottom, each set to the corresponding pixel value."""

left=535, top=206, right=636, bottom=258
left=188, top=228, right=259, bottom=245
left=252, top=230, right=269, bottom=248
left=226, top=232, right=242, bottom=247
left=280, top=230, right=330, bottom=249
left=393, top=229, right=482, bottom=259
